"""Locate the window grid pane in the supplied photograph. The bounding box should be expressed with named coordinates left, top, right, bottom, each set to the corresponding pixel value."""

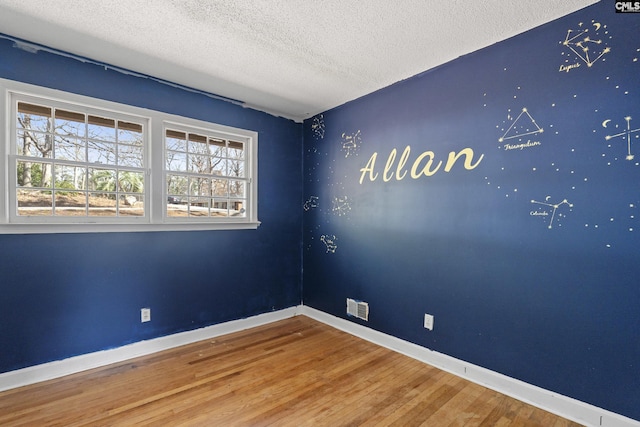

left=165, top=127, right=249, bottom=219
left=15, top=101, right=146, bottom=219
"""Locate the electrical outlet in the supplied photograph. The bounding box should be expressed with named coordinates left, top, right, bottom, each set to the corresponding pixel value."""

left=424, top=313, right=434, bottom=330
left=141, top=308, right=151, bottom=323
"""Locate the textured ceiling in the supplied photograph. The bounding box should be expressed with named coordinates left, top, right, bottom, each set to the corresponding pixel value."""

left=0, top=0, right=598, bottom=121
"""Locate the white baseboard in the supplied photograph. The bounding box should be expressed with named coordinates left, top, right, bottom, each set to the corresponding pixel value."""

left=0, top=306, right=301, bottom=393
left=1, top=305, right=638, bottom=427
left=299, top=306, right=640, bottom=427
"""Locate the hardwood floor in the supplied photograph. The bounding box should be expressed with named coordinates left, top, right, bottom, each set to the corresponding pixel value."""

left=0, top=316, right=582, bottom=426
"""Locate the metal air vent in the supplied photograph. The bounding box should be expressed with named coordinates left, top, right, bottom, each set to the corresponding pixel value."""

left=347, top=298, right=369, bottom=321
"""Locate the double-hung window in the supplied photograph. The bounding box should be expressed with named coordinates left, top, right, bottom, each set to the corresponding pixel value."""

left=12, top=96, right=147, bottom=222
left=0, top=78, right=259, bottom=233
left=164, top=125, right=248, bottom=219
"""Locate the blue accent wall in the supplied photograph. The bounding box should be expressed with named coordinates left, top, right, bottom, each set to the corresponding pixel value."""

left=0, top=37, right=303, bottom=371
left=303, top=2, right=640, bottom=421
left=2, top=1, right=640, bottom=423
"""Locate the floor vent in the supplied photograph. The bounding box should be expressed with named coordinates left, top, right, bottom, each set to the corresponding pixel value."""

left=347, top=298, right=369, bottom=321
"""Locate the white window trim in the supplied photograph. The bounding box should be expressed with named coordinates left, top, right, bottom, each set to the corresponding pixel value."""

left=0, top=78, right=260, bottom=234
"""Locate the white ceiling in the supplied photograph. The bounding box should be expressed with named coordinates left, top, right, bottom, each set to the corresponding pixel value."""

left=0, top=0, right=598, bottom=122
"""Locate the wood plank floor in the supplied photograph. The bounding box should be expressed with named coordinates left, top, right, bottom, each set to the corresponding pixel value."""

left=0, top=316, right=583, bottom=426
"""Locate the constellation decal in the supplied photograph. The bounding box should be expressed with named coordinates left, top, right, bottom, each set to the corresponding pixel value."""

left=341, top=130, right=362, bottom=158
left=604, top=116, right=640, bottom=160
left=561, top=20, right=611, bottom=69
left=320, top=234, right=338, bottom=253
left=303, top=196, right=319, bottom=211
left=498, top=108, right=543, bottom=149
left=485, top=90, right=593, bottom=210
left=311, top=114, right=325, bottom=139
left=530, top=197, right=574, bottom=229
left=331, top=196, right=351, bottom=216
left=482, top=57, right=635, bottom=249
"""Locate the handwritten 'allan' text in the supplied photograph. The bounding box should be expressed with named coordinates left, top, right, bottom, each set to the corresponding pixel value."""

left=359, top=145, right=484, bottom=184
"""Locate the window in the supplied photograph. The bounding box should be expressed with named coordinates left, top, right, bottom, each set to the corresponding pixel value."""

left=164, top=126, right=248, bottom=220
left=13, top=100, right=147, bottom=221
left=0, top=79, right=259, bottom=233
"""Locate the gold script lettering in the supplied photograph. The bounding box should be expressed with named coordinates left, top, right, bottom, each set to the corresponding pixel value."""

left=444, top=148, right=484, bottom=172
left=359, top=152, right=379, bottom=184
left=359, top=146, right=484, bottom=184
left=383, top=148, right=397, bottom=182
left=410, top=151, right=442, bottom=178
left=396, top=145, right=410, bottom=180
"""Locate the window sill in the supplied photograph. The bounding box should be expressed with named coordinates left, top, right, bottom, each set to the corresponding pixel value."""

left=0, top=221, right=261, bottom=234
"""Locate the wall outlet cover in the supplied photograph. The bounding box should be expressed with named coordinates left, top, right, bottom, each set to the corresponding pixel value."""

left=141, top=308, right=151, bottom=323
left=424, top=313, right=434, bottom=330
